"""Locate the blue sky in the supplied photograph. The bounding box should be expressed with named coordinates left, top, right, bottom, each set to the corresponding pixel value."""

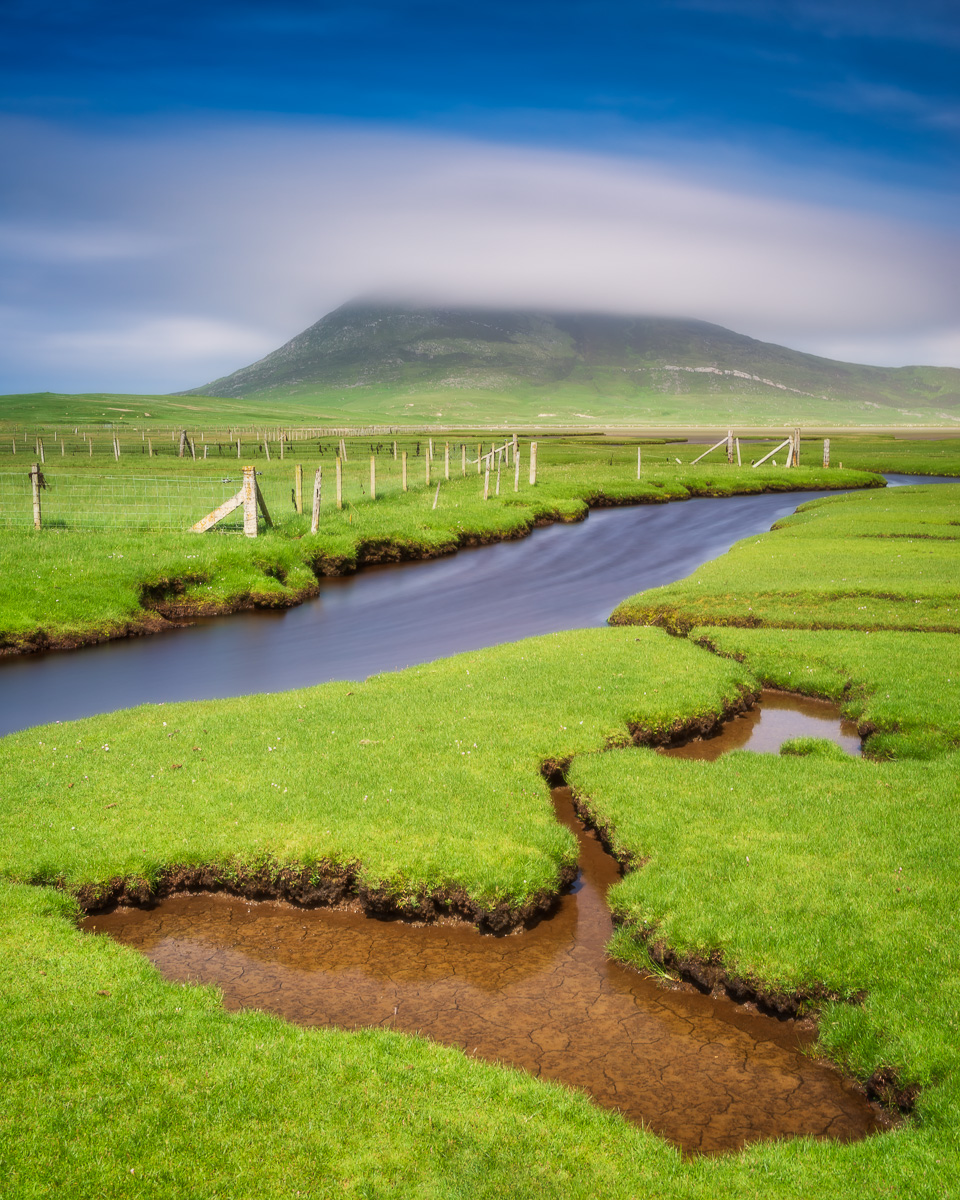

left=1, top=0, right=958, bottom=391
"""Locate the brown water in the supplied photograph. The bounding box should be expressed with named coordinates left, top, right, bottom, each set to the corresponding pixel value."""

left=663, top=689, right=863, bottom=761
left=83, top=697, right=882, bottom=1155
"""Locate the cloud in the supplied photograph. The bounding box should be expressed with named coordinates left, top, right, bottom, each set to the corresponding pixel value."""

left=0, top=116, right=957, bottom=391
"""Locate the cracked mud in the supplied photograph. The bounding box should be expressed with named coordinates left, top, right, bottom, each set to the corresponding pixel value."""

left=84, top=697, right=882, bottom=1155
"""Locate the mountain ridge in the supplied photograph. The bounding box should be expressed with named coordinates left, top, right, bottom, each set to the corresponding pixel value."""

left=182, top=302, right=960, bottom=422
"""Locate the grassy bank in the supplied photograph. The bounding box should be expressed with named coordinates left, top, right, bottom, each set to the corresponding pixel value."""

left=0, top=453, right=878, bottom=652
left=0, top=628, right=751, bottom=914
left=611, top=483, right=960, bottom=633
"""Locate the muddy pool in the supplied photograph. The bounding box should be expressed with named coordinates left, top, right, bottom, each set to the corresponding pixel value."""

left=83, top=694, right=885, bottom=1154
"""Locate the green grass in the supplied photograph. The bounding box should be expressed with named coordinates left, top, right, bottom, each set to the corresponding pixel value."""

left=690, top=627, right=960, bottom=759
left=0, top=628, right=751, bottom=908
left=611, top=483, right=960, bottom=634
left=4, top=622, right=960, bottom=1196
left=568, top=746, right=960, bottom=1182
left=4, top=432, right=960, bottom=1196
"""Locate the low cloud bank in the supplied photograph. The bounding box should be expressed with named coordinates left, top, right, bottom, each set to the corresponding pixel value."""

left=1, top=117, right=957, bottom=392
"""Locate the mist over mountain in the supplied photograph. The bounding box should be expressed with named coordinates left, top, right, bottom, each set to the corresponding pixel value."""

left=183, top=302, right=960, bottom=420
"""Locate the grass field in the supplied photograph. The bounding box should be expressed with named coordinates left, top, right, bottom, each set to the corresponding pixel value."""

left=2, top=430, right=960, bottom=1196
left=611, top=483, right=960, bottom=634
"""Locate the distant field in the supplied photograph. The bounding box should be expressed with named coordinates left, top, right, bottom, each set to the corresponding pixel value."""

left=3, top=385, right=960, bottom=429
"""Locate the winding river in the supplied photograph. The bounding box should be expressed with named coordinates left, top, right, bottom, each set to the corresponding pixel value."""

left=0, top=474, right=943, bottom=735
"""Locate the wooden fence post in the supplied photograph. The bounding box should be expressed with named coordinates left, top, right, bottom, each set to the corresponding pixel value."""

left=236, top=438, right=241, bottom=459
left=425, top=453, right=431, bottom=487
left=263, top=438, right=270, bottom=461
left=529, top=441, right=538, bottom=485
left=295, top=464, right=303, bottom=514
left=514, top=449, right=520, bottom=492
left=310, top=466, right=322, bottom=533
left=823, top=438, right=830, bottom=468
left=242, top=466, right=258, bottom=537
left=38, top=437, right=44, bottom=464
left=483, top=468, right=490, bottom=500
left=495, top=461, right=501, bottom=496
left=476, top=442, right=482, bottom=474
left=31, top=463, right=42, bottom=529
left=461, top=444, right=466, bottom=476
left=393, top=440, right=397, bottom=460
left=179, top=430, right=186, bottom=458
left=336, top=456, right=343, bottom=509
left=444, top=442, right=450, bottom=480
left=726, top=430, right=734, bottom=464
left=736, top=437, right=742, bottom=466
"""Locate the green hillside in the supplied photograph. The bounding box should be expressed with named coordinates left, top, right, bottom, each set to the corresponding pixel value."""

left=178, top=301, right=960, bottom=427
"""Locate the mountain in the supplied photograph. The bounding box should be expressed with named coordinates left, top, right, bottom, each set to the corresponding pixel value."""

left=182, top=302, right=960, bottom=424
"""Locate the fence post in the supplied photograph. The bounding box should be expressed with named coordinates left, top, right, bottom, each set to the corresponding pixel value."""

left=483, top=467, right=490, bottom=500
left=514, top=449, right=520, bottom=492
left=425, top=453, right=431, bottom=487
left=236, top=438, right=241, bottom=459
left=335, top=456, right=343, bottom=509
left=402, top=451, right=408, bottom=492
left=461, top=444, right=466, bottom=476
left=726, top=430, right=734, bottom=464
left=444, top=442, right=450, bottom=480
left=31, top=463, right=41, bottom=529
left=148, top=437, right=154, bottom=458
left=263, top=438, right=270, bottom=461
left=293, top=463, right=303, bottom=513
left=529, top=441, right=538, bottom=485
left=823, top=438, right=830, bottom=468
left=179, top=430, right=186, bottom=458
left=310, top=466, right=322, bottom=533
left=370, top=455, right=376, bottom=500
left=38, top=437, right=44, bottom=464
left=242, top=466, right=258, bottom=537
left=476, top=442, right=482, bottom=474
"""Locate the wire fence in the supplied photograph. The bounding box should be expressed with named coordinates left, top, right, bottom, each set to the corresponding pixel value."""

left=0, top=471, right=244, bottom=532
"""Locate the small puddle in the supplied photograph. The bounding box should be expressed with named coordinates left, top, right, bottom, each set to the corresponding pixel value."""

left=662, top=689, right=862, bottom=761
left=82, top=695, right=882, bottom=1155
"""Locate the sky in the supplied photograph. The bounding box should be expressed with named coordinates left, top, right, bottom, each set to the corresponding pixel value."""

left=1, top=0, right=958, bottom=393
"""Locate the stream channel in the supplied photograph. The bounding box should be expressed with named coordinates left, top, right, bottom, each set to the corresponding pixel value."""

left=20, top=476, right=948, bottom=1151
left=83, top=692, right=878, bottom=1155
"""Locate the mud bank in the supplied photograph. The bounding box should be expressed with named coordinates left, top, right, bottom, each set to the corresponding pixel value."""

left=74, top=859, right=578, bottom=934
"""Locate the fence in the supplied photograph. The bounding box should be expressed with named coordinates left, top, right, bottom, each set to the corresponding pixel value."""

left=0, top=470, right=244, bottom=532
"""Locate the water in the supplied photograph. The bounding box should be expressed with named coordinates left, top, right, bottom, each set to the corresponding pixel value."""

left=82, top=696, right=883, bottom=1154
left=5, top=478, right=949, bottom=735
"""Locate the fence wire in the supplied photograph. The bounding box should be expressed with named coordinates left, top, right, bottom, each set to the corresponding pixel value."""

left=0, top=472, right=244, bottom=532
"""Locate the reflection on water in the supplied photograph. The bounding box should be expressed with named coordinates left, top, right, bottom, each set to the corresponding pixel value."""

left=83, top=697, right=882, bottom=1154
